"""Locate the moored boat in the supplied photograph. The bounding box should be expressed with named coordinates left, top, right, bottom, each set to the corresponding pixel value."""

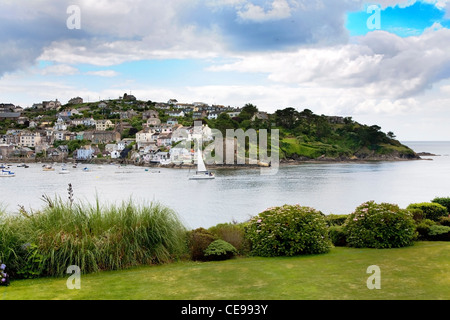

left=189, top=143, right=215, bottom=180
left=43, top=165, right=55, bottom=171
left=0, top=169, right=15, bottom=177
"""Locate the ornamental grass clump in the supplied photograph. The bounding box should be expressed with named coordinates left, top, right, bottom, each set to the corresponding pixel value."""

left=0, top=195, right=188, bottom=278
left=245, top=204, right=331, bottom=257
left=343, top=201, right=416, bottom=249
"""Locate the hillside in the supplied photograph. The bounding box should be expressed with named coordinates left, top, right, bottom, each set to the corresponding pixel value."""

left=1, top=98, right=419, bottom=163
left=207, top=105, right=420, bottom=162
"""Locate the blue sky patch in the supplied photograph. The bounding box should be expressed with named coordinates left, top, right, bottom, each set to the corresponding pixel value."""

left=347, top=2, right=450, bottom=37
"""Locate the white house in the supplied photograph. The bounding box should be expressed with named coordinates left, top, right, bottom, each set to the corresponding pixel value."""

left=136, top=130, right=156, bottom=148
left=54, top=117, right=67, bottom=131
left=167, top=110, right=185, bottom=118
left=19, top=131, right=42, bottom=148
left=95, top=119, right=114, bottom=131
left=227, top=110, right=241, bottom=118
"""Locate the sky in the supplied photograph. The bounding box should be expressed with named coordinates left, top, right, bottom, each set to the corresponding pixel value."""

left=1, top=0, right=450, bottom=141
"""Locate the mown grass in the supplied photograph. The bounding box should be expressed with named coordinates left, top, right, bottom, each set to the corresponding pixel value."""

left=1, top=241, right=449, bottom=300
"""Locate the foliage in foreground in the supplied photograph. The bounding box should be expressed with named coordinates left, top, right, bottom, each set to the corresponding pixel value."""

left=245, top=204, right=332, bottom=257
left=0, top=198, right=187, bottom=278
left=343, top=201, right=417, bottom=249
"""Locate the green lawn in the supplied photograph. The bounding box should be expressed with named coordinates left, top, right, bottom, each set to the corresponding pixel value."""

left=1, top=242, right=449, bottom=300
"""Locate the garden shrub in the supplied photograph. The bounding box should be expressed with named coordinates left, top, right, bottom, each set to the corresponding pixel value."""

left=439, top=216, right=450, bottom=227
left=328, top=226, right=347, bottom=247
left=427, top=225, right=450, bottom=241
left=187, top=228, right=217, bottom=261
left=431, top=197, right=450, bottom=213
left=343, top=201, right=416, bottom=249
left=245, top=204, right=332, bottom=257
left=208, top=223, right=250, bottom=255
left=407, top=203, right=448, bottom=222
left=325, top=214, right=349, bottom=227
left=415, top=219, right=436, bottom=240
left=409, top=208, right=425, bottom=222
left=204, top=240, right=237, bottom=261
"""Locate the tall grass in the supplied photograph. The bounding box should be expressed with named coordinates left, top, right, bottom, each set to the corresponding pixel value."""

left=0, top=197, right=187, bottom=278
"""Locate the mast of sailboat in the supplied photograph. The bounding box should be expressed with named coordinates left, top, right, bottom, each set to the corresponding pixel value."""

left=196, top=139, right=207, bottom=173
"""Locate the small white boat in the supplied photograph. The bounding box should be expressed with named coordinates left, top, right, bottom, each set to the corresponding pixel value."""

left=59, top=167, right=70, bottom=174
left=43, top=165, right=55, bottom=171
left=189, top=143, right=215, bottom=180
left=1, top=169, right=15, bottom=177
left=160, top=159, right=172, bottom=165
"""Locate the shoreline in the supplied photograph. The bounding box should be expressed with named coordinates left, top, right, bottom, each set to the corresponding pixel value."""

left=1, top=155, right=427, bottom=170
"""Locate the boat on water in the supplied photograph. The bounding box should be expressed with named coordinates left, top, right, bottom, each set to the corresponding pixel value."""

left=189, top=144, right=215, bottom=180
left=59, top=167, right=70, bottom=174
left=1, top=169, right=15, bottom=177
left=42, top=165, right=55, bottom=171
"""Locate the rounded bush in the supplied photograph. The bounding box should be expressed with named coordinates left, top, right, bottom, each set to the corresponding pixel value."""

left=343, top=201, right=416, bottom=249
left=245, top=204, right=331, bottom=257
left=407, top=203, right=448, bottom=222
left=187, top=228, right=217, bottom=261
left=204, top=240, right=237, bottom=261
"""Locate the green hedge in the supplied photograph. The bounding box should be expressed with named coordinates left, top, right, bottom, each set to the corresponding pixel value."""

left=325, top=214, right=349, bottom=226
left=431, top=197, right=450, bottom=213
left=328, top=226, right=347, bottom=247
left=407, top=202, right=448, bottom=222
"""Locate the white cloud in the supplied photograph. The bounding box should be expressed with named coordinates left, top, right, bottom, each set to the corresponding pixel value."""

left=40, top=64, right=79, bottom=76
left=85, top=70, right=119, bottom=77
left=208, top=28, right=450, bottom=100
left=237, top=0, right=294, bottom=22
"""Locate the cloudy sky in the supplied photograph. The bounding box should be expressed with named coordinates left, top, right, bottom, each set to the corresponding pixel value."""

left=1, top=0, right=450, bottom=140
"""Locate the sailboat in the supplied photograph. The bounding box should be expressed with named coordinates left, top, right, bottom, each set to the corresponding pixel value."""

left=189, top=144, right=215, bottom=180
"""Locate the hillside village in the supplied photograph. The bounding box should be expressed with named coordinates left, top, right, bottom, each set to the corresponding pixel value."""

left=0, top=94, right=270, bottom=165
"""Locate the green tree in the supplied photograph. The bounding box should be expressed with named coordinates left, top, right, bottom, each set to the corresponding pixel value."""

left=239, top=103, right=259, bottom=122
left=275, top=107, right=299, bottom=129
left=213, top=113, right=238, bottom=135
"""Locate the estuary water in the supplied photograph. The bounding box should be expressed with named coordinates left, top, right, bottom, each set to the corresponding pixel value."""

left=1, top=141, right=449, bottom=229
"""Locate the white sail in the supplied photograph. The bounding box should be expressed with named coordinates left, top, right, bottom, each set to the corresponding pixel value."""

left=197, top=146, right=207, bottom=172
